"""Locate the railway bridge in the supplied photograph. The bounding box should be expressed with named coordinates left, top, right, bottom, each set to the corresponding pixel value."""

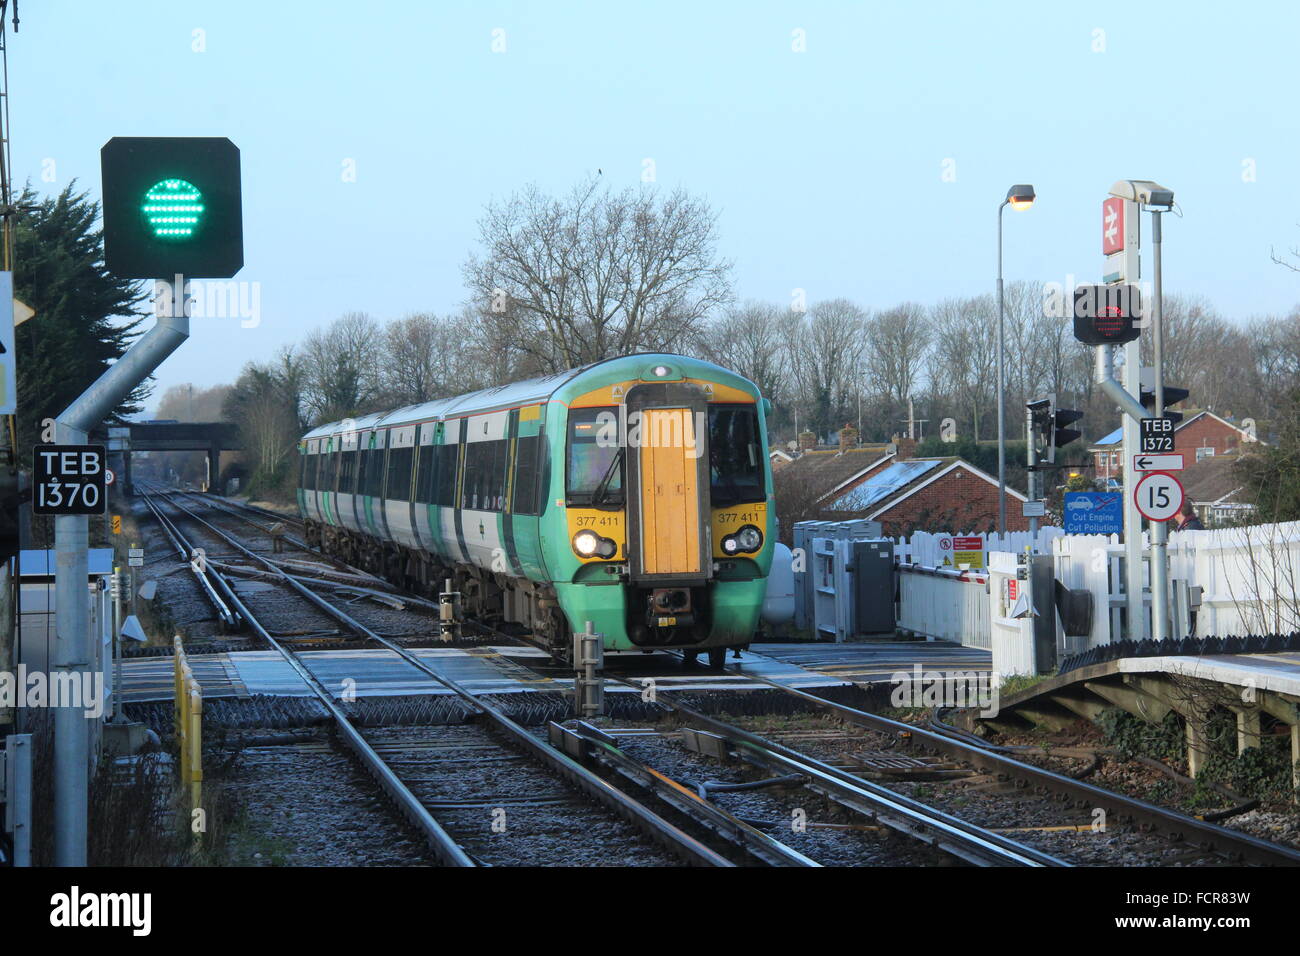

left=105, top=421, right=243, bottom=492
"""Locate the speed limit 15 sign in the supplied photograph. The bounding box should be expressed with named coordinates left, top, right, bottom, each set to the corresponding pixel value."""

left=1134, top=471, right=1184, bottom=523
left=33, top=444, right=108, bottom=515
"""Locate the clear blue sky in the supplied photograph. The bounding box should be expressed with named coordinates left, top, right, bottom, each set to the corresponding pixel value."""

left=10, top=1, right=1300, bottom=408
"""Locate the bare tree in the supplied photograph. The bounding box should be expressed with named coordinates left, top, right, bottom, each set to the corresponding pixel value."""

left=866, top=302, right=931, bottom=406
left=301, top=312, right=385, bottom=422
left=928, top=295, right=996, bottom=441
left=698, top=300, right=795, bottom=404
left=785, top=299, right=867, bottom=438
left=381, top=311, right=492, bottom=405
left=462, top=177, right=732, bottom=372
left=223, top=348, right=308, bottom=494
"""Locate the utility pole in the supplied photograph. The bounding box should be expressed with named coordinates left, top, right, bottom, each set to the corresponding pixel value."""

left=1026, top=404, right=1038, bottom=536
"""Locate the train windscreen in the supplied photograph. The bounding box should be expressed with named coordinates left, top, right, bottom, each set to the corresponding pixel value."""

left=566, top=406, right=622, bottom=506
left=708, top=405, right=765, bottom=506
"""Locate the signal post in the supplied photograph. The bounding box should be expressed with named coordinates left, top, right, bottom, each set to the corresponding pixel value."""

left=1078, top=181, right=1178, bottom=645
left=45, top=137, right=242, bottom=865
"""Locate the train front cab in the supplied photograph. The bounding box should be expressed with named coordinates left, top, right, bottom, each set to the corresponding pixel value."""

left=557, top=363, right=772, bottom=662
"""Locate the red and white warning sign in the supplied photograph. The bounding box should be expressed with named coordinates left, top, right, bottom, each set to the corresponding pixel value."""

left=1134, top=472, right=1184, bottom=522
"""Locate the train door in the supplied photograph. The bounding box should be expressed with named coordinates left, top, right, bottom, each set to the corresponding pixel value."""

left=624, top=382, right=712, bottom=585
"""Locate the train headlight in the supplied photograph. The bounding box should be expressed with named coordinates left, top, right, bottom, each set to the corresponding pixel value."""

left=573, top=530, right=618, bottom=559
left=721, top=535, right=740, bottom=554
left=573, top=530, right=601, bottom=557
left=735, top=525, right=763, bottom=552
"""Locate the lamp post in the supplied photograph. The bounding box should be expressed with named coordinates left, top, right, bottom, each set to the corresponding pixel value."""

left=997, top=183, right=1036, bottom=535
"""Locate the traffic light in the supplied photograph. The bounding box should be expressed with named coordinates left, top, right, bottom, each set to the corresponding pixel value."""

left=1140, top=384, right=1189, bottom=424
left=1029, top=398, right=1081, bottom=465
left=100, top=137, right=243, bottom=279
left=1072, top=284, right=1142, bottom=345
left=1052, top=408, right=1084, bottom=456
left=1028, top=397, right=1054, bottom=444
left=1027, top=397, right=1083, bottom=463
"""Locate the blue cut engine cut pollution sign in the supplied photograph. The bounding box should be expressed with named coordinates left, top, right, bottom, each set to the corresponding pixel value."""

left=1063, top=491, right=1123, bottom=534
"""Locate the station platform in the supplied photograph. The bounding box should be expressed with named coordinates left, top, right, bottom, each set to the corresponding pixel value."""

left=119, top=639, right=992, bottom=703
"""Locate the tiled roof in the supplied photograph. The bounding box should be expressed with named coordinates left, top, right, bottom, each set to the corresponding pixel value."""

left=828, top=459, right=944, bottom=511
left=773, top=444, right=893, bottom=498
left=1180, top=455, right=1247, bottom=505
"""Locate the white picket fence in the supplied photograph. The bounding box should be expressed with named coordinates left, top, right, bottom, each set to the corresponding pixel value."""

left=1053, top=521, right=1300, bottom=648
left=811, top=520, right=1300, bottom=653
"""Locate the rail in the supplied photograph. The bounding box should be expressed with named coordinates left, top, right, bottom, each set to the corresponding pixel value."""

left=140, top=486, right=728, bottom=867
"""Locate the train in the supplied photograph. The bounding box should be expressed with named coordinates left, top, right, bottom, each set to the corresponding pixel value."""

left=297, top=353, right=777, bottom=665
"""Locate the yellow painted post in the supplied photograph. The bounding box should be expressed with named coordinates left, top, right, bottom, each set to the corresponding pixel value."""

left=173, top=637, right=183, bottom=743
left=188, top=685, right=202, bottom=813
left=172, top=635, right=203, bottom=815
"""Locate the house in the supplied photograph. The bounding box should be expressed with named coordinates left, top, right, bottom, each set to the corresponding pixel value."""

left=1088, top=410, right=1263, bottom=480
left=822, top=454, right=1028, bottom=535
left=774, top=430, right=1028, bottom=535
left=1178, top=455, right=1255, bottom=525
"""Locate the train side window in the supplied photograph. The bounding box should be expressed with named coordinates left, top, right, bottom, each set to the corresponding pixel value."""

left=321, top=449, right=337, bottom=492
left=463, top=440, right=507, bottom=511
left=434, top=444, right=458, bottom=508
left=339, top=449, right=358, bottom=492
left=356, top=448, right=369, bottom=496
left=301, top=453, right=315, bottom=491
left=415, top=445, right=435, bottom=504
left=463, top=442, right=487, bottom=510
left=386, top=446, right=414, bottom=500
left=512, top=434, right=541, bottom=516
left=368, top=446, right=385, bottom=497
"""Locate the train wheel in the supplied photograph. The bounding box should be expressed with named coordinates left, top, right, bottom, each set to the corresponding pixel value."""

left=545, top=608, right=572, bottom=666
left=707, top=647, right=727, bottom=669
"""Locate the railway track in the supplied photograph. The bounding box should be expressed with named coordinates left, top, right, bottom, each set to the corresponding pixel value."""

left=136, top=484, right=733, bottom=867
left=138, top=488, right=1045, bottom=865
left=617, top=653, right=1300, bottom=867
left=142, top=488, right=1300, bottom=867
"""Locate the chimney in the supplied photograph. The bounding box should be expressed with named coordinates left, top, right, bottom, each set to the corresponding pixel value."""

left=894, top=436, right=917, bottom=460
left=798, top=430, right=817, bottom=452
left=838, top=423, right=858, bottom=453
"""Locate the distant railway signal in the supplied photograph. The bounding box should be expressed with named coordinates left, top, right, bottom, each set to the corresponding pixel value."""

left=1140, top=384, right=1189, bottom=424
left=1028, top=396, right=1082, bottom=463
left=1051, top=408, right=1084, bottom=456
left=100, top=137, right=243, bottom=278
left=1072, top=283, right=1142, bottom=345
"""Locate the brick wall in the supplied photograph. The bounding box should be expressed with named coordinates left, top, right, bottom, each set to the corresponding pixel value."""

left=1177, top=414, right=1245, bottom=459
left=874, top=465, right=1028, bottom=536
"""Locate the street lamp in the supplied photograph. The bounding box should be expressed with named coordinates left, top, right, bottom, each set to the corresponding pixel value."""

left=997, top=183, right=1035, bottom=535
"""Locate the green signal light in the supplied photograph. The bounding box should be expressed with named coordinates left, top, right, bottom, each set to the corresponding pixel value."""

left=141, top=178, right=206, bottom=240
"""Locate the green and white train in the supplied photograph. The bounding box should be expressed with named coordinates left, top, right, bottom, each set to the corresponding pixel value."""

left=297, top=353, right=777, bottom=664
